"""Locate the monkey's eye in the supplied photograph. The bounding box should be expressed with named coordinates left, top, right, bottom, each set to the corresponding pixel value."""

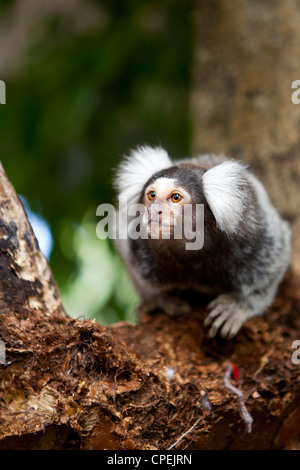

left=170, top=193, right=183, bottom=203
left=147, top=191, right=156, bottom=201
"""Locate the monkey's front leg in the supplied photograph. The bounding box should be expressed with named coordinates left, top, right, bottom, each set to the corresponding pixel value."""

left=204, top=295, right=250, bottom=338
left=204, top=283, right=278, bottom=338
left=139, top=292, right=192, bottom=317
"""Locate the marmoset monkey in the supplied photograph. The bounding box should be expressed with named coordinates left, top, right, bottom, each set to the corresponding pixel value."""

left=114, top=146, right=291, bottom=338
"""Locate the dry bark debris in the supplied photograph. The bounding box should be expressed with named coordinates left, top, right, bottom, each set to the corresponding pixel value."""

left=0, top=162, right=299, bottom=450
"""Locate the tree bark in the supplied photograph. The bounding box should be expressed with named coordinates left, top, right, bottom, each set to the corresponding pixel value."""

left=191, top=0, right=300, bottom=273
left=0, top=162, right=299, bottom=450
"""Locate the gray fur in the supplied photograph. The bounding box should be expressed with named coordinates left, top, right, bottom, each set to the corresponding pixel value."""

left=114, top=147, right=291, bottom=338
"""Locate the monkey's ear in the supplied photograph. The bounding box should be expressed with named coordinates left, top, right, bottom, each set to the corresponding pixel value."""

left=115, top=146, right=172, bottom=204
left=202, top=160, right=249, bottom=234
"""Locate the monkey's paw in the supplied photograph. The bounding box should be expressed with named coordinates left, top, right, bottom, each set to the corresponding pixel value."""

left=204, top=295, right=248, bottom=339
left=160, top=296, right=192, bottom=317
left=138, top=295, right=191, bottom=317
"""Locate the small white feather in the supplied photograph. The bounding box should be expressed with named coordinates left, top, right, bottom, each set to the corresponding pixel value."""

left=202, top=160, right=248, bottom=234
left=115, top=146, right=173, bottom=205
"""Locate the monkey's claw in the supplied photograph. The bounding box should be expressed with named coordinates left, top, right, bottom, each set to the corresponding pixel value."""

left=204, top=295, right=248, bottom=338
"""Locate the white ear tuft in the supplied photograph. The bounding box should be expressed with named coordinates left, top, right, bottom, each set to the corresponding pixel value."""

left=115, top=146, right=173, bottom=204
left=202, top=160, right=249, bottom=234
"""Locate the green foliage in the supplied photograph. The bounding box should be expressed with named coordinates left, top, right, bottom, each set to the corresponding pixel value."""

left=0, top=0, right=192, bottom=322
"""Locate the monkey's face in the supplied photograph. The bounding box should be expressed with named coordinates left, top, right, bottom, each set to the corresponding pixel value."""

left=142, top=177, right=191, bottom=238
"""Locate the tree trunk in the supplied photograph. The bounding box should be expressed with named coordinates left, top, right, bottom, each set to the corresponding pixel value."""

left=191, top=0, right=300, bottom=273
left=0, top=162, right=299, bottom=450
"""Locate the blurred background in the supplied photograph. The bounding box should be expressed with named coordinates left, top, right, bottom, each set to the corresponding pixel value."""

left=0, top=0, right=193, bottom=324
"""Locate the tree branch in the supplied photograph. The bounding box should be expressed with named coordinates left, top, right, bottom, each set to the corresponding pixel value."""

left=0, top=163, right=299, bottom=450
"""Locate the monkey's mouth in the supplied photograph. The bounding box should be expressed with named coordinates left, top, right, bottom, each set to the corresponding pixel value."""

left=147, top=218, right=175, bottom=237
left=149, top=220, right=173, bottom=228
